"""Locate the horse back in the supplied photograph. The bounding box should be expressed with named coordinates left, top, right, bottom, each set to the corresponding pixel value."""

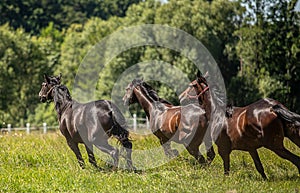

left=227, top=98, right=283, bottom=150
left=60, top=100, right=127, bottom=142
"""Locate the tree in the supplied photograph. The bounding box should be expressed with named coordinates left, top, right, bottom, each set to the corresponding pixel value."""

left=230, top=0, right=300, bottom=109
left=0, top=24, right=59, bottom=126
left=0, top=0, right=143, bottom=35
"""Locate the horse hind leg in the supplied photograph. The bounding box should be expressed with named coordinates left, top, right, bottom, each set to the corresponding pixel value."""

left=84, top=143, right=99, bottom=169
left=119, top=138, right=135, bottom=170
left=161, top=140, right=179, bottom=158
left=271, top=147, right=300, bottom=175
left=249, top=150, right=267, bottom=180
left=94, top=142, right=119, bottom=170
left=285, top=127, right=300, bottom=148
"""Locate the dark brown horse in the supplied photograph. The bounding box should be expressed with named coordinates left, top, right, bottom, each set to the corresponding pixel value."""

left=123, top=78, right=215, bottom=164
left=39, top=74, right=134, bottom=170
left=179, top=72, right=300, bottom=179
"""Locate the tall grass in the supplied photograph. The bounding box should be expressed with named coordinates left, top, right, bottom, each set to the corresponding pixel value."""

left=0, top=132, right=299, bottom=192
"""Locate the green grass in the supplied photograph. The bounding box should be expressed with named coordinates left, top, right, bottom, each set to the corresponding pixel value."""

left=0, top=132, right=299, bottom=193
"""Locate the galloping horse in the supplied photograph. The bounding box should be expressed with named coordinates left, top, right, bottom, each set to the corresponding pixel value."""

left=179, top=72, right=300, bottom=179
left=123, top=79, right=215, bottom=164
left=39, top=74, right=134, bottom=170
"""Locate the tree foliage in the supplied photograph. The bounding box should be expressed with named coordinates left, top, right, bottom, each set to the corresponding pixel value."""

left=0, top=0, right=299, bottom=126
left=0, top=0, right=142, bottom=34
left=0, top=24, right=58, bottom=126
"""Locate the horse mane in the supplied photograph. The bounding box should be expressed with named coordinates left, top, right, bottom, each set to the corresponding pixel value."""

left=55, top=85, right=72, bottom=101
left=196, top=75, right=227, bottom=141
left=53, top=85, right=73, bottom=119
left=133, top=79, right=173, bottom=106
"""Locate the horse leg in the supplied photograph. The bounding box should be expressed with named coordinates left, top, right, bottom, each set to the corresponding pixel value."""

left=285, top=129, right=300, bottom=148
left=218, top=148, right=230, bottom=175
left=119, top=139, right=135, bottom=170
left=67, top=140, right=85, bottom=169
left=204, top=140, right=216, bottom=164
left=160, top=140, right=178, bottom=158
left=94, top=142, right=119, bottom=170
left=216, top=132, right=231, bottom=175
left=271, top=147, right=300, bottom=174
left=84, top=143, right=98, bottom=169
left=185, top=145, right=206, bottom=165
left=249, top=150, right=267, bottom=180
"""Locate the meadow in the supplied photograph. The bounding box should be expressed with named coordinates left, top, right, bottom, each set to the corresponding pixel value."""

left=0, top=131, right=299, bottom=193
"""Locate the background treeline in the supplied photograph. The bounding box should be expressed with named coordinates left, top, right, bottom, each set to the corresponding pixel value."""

left=0, top=0, right=299, bottom=127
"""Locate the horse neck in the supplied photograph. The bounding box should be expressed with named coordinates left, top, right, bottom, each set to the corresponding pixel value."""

left=200, top=89, right=213, bottom=120
left=53, top=87, right=72, bottom=119
left=133, top=87, right=155, bottom=119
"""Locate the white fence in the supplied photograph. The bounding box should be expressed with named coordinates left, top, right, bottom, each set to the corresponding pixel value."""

left=0, top=114, right=149, bottom=134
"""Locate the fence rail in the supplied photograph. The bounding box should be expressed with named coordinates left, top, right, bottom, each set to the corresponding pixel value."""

left=0, top=114, right=149, bottom=134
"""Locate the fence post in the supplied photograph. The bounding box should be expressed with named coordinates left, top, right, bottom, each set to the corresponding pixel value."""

left=133, top=114, right=137, bottom=131
left=43, top=122, right=47, bottom=134
left=7, top=124, right=11, bottom=133
left=26, top=123, right=30, bottom=134
left=146, top=116, right=149, bottom=129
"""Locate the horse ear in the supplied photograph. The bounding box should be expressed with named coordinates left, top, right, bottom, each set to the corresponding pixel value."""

left=196, top=70, right=202, bottom=78
left=203, top=71, right=209, bottom=78
left=44, top=74, right=50, bottom=83
left=57, top=73, right=62, bottom=84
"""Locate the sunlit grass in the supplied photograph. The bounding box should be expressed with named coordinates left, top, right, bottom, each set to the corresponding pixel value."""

left=0, top=132, right=299, bottom=192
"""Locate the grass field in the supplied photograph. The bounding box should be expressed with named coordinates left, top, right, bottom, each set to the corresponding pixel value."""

left=0, top=131, right=299, bottom=193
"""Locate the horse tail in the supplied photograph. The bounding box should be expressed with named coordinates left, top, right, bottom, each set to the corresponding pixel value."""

left=109, top=103, right=131, bottom=147
left=271, top=104, right=300, bottom=127
left=109, top=103, right=134, bottom=169
left=271, top=104, right=300, bottom=148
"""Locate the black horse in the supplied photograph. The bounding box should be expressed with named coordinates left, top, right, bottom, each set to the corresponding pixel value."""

left=39, top=74, right=134, bottom=170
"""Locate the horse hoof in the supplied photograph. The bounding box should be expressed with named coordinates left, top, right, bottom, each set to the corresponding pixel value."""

left=166, top=149, right=179, bottom=158
left=172, top=149, right=179, bottom=157
left=79, top=162, right=86, bottom=169
left=130, top=166, right=138, bottom=172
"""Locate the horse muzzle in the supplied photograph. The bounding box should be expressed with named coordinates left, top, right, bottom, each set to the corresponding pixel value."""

left=40, top=96, right=47, bottom=103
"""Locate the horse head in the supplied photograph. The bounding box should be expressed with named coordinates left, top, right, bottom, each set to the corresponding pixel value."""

left=39, top=74, right=62, bottom=102
left=123, top=78, right=142, bottom=106
left=179, top=71, right=209, bottom=105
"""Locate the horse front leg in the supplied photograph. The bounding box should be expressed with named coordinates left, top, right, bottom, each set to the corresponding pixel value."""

left=67, top=140, right=85, bottom=169
left=216, top=132, right=231, bottom=175
left=218, top=148, right=230, bottom=175
left=204, top=140, right=216, bottom=164
left=185, top=144, right=206, bottom=165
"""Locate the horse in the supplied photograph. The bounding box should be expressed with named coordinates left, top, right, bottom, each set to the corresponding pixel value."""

left=179, top=72, right=300, bottom=179
left=123, top=78, right=215, bottom=164
left=39, top=74, right=134, bottom=170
